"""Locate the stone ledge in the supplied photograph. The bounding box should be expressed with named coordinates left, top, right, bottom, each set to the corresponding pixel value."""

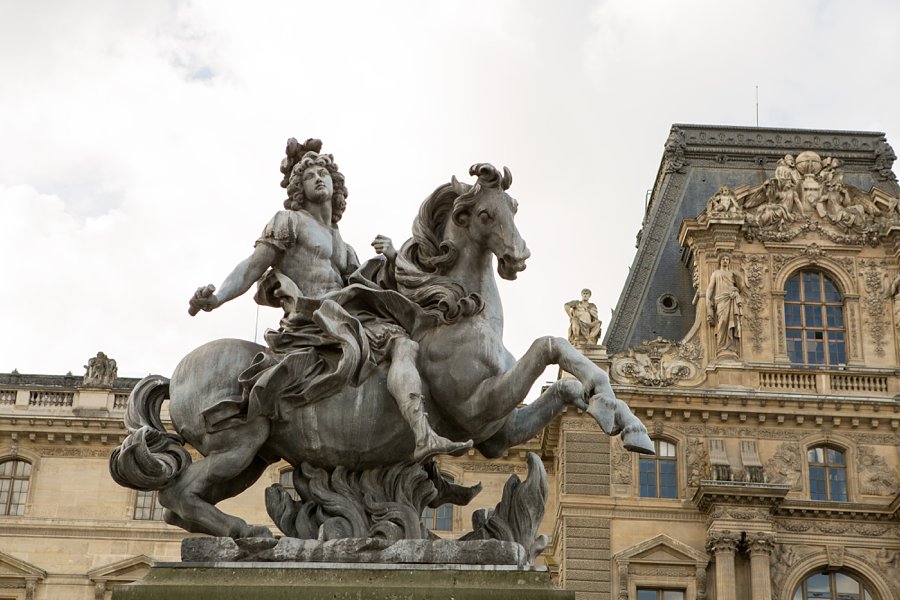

left=182, top=537, right=529, bottom=567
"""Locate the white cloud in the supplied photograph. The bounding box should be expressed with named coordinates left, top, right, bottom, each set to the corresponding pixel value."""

left=1, top=0, right=899, bottom=402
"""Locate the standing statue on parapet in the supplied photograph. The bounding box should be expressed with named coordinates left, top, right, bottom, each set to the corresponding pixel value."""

left=564, top=288, right=602, bottom=346
left=187, top=138, right=469, bottom=462
left=705, top=254, right=745, bottom=357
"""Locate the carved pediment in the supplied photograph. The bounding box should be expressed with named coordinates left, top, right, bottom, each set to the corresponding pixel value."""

left=611, top=337, right=702, bottom=387
left=697, top=151, right=900, bottom=245
left=0, top=551, right=46, bottom=580
left=87, top=555, right=152, bottom=583
left=615, top=533, right=709, bottom=566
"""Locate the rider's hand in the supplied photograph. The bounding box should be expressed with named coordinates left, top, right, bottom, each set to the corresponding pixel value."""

left=189, top=284, right=219, bottom=316
left=371, top=235, right=397, bottom=260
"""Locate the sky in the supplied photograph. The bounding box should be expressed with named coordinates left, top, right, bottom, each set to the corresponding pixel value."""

left=2, top=0, right=900, bottom=397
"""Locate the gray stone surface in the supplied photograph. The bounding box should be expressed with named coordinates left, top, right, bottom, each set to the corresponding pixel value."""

left=109, top=139, right=653, bottom=554
left=182, top=537, right=528, bottom=567
left=112, top=563, right=574, bottom=600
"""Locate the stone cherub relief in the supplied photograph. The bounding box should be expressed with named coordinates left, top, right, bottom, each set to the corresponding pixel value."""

left=699, top=150, right=900, bottom=245
left=110, top=138, right=653, bottom=559
left=564, top=288, right=602, bottom=346
left=610, top=337, right=701, bottom=387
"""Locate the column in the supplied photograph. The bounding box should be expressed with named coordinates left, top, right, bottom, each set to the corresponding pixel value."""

left=747, top=532, right=775, bottom=600
left=706, top=530, right=739, bottom=600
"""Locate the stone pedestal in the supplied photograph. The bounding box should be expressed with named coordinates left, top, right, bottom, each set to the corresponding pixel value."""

left=111, top=563, right=574, bottom=600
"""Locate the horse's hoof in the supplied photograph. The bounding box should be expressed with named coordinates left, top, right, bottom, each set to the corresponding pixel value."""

left=621, top=428, right=655, bottom=455
left=586, top=394, right=616, bottom=434
left=413, top=438, right=474, bottom=463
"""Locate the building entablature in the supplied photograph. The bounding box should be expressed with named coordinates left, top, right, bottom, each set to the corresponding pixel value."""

left=693, top=480, right=791, bottom=514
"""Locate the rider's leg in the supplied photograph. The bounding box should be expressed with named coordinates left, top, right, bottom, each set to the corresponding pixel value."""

left=386, top=337, right=472, bottom=462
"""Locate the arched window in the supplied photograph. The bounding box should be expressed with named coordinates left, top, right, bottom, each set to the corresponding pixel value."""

left=0, top=459, right=31, bottom=516
left=793, top=571, right=874, bottom=600
left=133, top=490, right=165, bottom=520
left=639, top=439, right=677, bottom=499
left=808, top=445, right=847, bottom=502
left=423, top=474, right=454, bottom=531
left=784, top=270, right=845, bottom=365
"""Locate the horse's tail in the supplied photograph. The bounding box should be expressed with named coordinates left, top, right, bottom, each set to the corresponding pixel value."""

left=109, top=375, right=192, bottom=490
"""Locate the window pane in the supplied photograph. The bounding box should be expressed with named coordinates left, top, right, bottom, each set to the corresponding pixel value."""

left=826, top=448, right=844, bottom=464
left=802, top=272, right=822, bottom=301
left=786, top=275, right=801, bottom=301
left=435, top=504, right=453, bottom=531
left=639, top=459, right=657, bottom=498
left=805, top=573, right=830, bottom=598
left=806, top=340, right=824, bottom=364
left=808, top=448, right=825, bottom=463
left=785, top=303, right=802, bottom=326
left=0, top=461, right=11, bottom=477
left=14, top=461, right=31, bottom=477
left=658, top=441, right=676, bottom=457
left=804, top=305, right=823, bottom=327
left=826, top=306, right=844, bottom=328
left=810, top=466, right=827, bottom=501
left=829, top=469, right=847, bottom=502
left=823, top=279, right=841, bottom=303
left=637, top=591, right=658, bottom=600
left=786, top=332, right=804, bottom=363
left=659, top=461, right=677, bottom=499
left=663, top=592, right=685, bottom=600
left=834, top=573, right=859, bottom=597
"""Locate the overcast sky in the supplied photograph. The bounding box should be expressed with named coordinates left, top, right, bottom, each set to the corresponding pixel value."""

left=2, top=1, right=900, bottom=395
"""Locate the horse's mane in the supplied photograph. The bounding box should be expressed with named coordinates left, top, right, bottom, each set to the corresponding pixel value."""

left=395, top=182, right=485, bottom=323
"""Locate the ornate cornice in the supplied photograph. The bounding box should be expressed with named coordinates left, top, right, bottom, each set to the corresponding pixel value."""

left=693, top=480, right=791, bottom=513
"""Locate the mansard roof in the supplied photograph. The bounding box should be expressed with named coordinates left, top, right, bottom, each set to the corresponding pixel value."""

left=605, top=124, right=899, bottom=354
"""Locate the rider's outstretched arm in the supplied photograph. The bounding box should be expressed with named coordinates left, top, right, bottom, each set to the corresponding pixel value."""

left=190, top=244, right=279, bottom=314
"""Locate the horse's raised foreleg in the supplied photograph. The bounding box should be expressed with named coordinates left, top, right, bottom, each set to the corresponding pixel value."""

left=477, top=379, right=583, bottom=458
left=159, top=417, right=274, bottom=538
left=467, top=336, right=652, bottom=455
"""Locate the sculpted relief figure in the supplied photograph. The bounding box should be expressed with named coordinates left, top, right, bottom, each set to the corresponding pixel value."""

left=565, top=288, right=602, bottom=345
left=705, top=185, right=741, bottom=217
left=188, top=139, right=469, bottom=462
left=706, top=254, right=746, bottom=357
left=110, top=138, right=653, bottom=544
left=84, top=351, right=117, bottom=387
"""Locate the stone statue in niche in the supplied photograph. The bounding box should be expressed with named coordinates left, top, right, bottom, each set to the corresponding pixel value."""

left=706, top=254, right=746, bottom=358
left=109, top=138, right=653, bottom=561
left=888, top=273, right=900, bottom=331
left=564, top=288, right=602, bottom=346
left=83, top=351, right=117, bottom=387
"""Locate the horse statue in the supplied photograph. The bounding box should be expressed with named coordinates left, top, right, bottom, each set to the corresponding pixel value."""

left=110, top=162, right=653, bottom=542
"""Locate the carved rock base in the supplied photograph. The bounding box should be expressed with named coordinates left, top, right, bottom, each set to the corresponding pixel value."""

left=182, top=537, right=529, bottom=566
left=112, top=562, right=573, bottom=600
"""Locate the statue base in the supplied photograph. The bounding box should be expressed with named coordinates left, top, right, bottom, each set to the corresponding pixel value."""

left=111, top=562, right=574, bottom=600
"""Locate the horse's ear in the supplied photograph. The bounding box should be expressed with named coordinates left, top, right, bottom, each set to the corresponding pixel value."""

left=451, top=175, right=471, bottom=196
left=501, top=166, right=512, bottom=190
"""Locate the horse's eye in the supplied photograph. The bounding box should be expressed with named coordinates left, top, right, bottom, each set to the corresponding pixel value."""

left=479, top=210, right=493, bottom=223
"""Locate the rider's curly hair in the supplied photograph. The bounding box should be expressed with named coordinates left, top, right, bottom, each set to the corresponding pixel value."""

left=280, top=138, right=348, bottom=224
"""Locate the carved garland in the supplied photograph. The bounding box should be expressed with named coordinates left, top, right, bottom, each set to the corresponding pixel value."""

left=743, top=254, right=769, bottom=352
left=860, top=259, right=888, bottom=357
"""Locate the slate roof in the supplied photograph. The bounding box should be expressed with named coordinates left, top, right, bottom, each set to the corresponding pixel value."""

left=604, top=124, right=899, bottom=354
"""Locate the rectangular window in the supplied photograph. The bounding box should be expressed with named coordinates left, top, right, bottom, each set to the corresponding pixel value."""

left=637, top=589, right=685, bottom=600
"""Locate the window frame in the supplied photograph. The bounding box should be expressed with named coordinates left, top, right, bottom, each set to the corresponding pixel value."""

left=0, top=458, right=32, bottom=516
left=792, top=570, right=875, bottom=600
left=638, top=439, right=678, bottom=499
left=132, top=489, right=165, bottom=521
left=783, top=269, right=846, bottom=367
left=806, top=444, right=848, bottom=502
left=637, top=589, right=686, bottom=600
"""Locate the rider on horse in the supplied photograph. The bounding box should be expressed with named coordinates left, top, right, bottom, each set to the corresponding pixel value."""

left=188, top=138, right=470, bottom=462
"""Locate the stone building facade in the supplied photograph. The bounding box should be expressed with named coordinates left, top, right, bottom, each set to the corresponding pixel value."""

left=0, top=365, right=552, bottom=599
left=1, top=125, right=899, bottom=600
left=545, top=125, right=900, bottom=600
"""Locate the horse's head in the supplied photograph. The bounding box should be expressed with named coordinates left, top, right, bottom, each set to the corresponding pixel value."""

left=450, top=163, right=530, bottom=280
